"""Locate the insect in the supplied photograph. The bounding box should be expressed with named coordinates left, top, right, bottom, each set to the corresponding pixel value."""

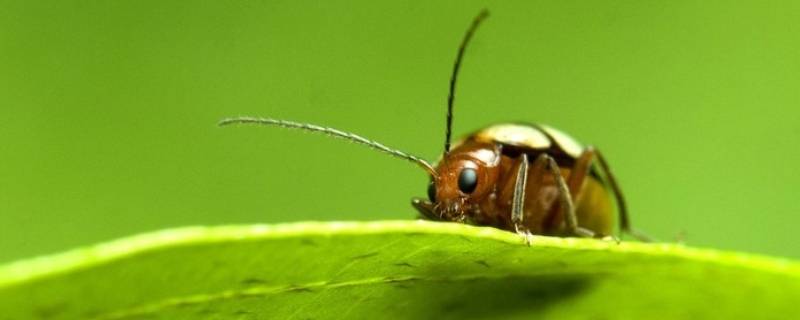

left=220, top=9, right=650, bottom=242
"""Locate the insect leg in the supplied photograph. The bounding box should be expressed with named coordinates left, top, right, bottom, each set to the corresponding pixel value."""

left=566, top=148, right=618, bottom=241
left=511, top=154, right=546, bottom=245
left=509, top=154, right=553, bottom=241
left=511, top=153, right=529, bottom=231
left=567, top=149, right=593, bottom=199
left=541, top=154, right=595, bottom=238
left=411, top=198, right=441, bottom=221
left=590, top=147, right=654, bottom=242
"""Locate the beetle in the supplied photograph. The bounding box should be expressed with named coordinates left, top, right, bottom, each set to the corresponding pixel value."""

left=220, top=9, right=650, bottom=242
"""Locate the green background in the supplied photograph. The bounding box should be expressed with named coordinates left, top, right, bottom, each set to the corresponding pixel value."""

left=1, top=1, right=798, bottom=263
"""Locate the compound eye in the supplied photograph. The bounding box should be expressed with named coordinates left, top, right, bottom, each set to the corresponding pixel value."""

left=427, top=182, right=437, bottom=202
left=458, top=168, right=478, bottom=194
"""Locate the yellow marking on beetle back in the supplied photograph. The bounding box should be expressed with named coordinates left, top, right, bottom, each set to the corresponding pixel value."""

left=540, top=125, right=584, bottom=157
left=475, top=124, right=551, bottom=149
left=472, top=148, right=500, bottom=165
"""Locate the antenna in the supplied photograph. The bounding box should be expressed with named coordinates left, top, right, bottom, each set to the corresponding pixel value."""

left=219, top=117, right=437, bottom=176
left=444, top=9, right=490, bottom=156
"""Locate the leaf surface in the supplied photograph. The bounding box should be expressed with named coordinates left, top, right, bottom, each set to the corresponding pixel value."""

left=1, top=221, right=798, bottom=319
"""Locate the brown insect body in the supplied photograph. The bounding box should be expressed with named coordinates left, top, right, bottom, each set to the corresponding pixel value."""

left=413, top=123, right=614, bottom=237
left=220, top=10, right=650, bottom=241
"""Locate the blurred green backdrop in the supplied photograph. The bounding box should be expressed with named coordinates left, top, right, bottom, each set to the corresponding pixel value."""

left=1, top=1, right=799, bottom=263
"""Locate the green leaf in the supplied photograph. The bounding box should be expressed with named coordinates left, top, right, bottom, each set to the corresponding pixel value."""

left=1, top=221, right=798, bottom=319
